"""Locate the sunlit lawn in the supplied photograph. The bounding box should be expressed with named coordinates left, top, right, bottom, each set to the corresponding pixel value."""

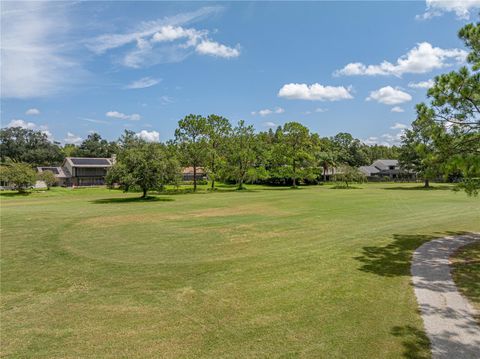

left=1, top=183, right=479, bottom=358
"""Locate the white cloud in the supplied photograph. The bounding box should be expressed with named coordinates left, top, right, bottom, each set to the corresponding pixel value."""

left=278, top=83, right=354, bottom=101
left=25, top=108, right=40, bottom=115
left=363, top=137, right=384, bottom=146
left=151, top=25, right=197, bottom=43
left=80, top=118, right=110, bottom=125
left=195, top=40, right=240, bottom=58
left=364, top=131, right=405, bottom=147
left=305, top=107, right=328, bottom=115
left=85, top=8, right=218, bottom=54
left=7, top=119, right=53, bottom=140
left=391, top=122, right=409, bottom=130
left=252, top=107, right=285, bottom=116
left=334, top=42, right=467, bottom=77
left=160, top=96, right=174, bottom=104
left=7, top=119, right=38, bottom=130
left=263, top=121, right=278, bottom=128
left=366, top=86, right=412, bottom=105
left=391, top=106, right=405, bottom=113
left=64, top=132, right=83, bottom=145
left=85, top=7, right=239, bottom=68
left=419, top=0, right=480, bottom=20
left=125, top=77, right=160, bottom=89
left=136, top=130, right=160, bottom=142
left=408, top=79, right=435, bottom=89
left=106, top=111, right=141, bottom=121
left=1, top=2, right=86, bottom=98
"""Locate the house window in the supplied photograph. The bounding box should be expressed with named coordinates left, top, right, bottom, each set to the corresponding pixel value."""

left=389, top=166, right=395, bottom=170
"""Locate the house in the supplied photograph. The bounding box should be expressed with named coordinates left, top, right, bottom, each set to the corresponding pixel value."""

left=182, top=167, right=207, bottom=181
left=37, top=157, right=114, bottom=187
left=359, top=159, right=413, bottom=180
left=37, top=166, right=71, bottom=187
left=320, top=167, right=343, bottom=181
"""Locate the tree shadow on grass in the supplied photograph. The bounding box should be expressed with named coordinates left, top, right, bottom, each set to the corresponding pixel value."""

left=330, top=185, right=362, bottom=190
left=0, top=191, right=33, bottom=197
left=391, top=325, right=430, bottom=359
left=91, top=196, right=174, bottom=204
left=355, top=231, right=471, bottom=277
left=382, top=185, right=452, bottom=191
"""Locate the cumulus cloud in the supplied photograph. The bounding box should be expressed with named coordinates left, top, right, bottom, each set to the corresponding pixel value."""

left=64, top=132, right=83, bottom=145
left=366, top=86, right=412, bottom=105
left=195, top=40, right=240, bottom=58
left=251, top=107, right=285, bottom=116
left=85, top=7, right=239, bottom=68
left=278, top=83, right=353, bottom=101
left=391, top=106, right=405, bottom=113
left=1, top=2, right=86, bottom=98
left=8, top=119, right=39, bottom=130
left=363, top=124, right=411, bottom=147
left=125, top=77, right=160, bottom=89
left=263, top=121, right=278, bottom=128
left=7, top=119, right=53, bottom=140
left=136, top=130, right=160, bottom=142
left=408, top=79, right=435, bottom=89
left=391, top=122, right=409, bottom=130
left=334, top=42, right=467, bottom=77
left=418, top=0, right=480, bottom=20
left=106, top=111, right=141, bottom=121
left=25, top=108, right=40, bottom=115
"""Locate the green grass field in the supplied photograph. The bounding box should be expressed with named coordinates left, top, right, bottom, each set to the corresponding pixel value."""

left=1, top=183, right=479, bottom=358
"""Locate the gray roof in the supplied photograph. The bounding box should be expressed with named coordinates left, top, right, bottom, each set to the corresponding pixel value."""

left=37, top=166, right=70, bottom=178
left=373, top=159, right=399, bottom=167
left=359, top=165, right=380, bottom=176
left=64, top=157, right=113, bottom=168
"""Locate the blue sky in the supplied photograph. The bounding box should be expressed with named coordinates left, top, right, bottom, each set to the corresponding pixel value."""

left=1, top=1, right=479, bottom=145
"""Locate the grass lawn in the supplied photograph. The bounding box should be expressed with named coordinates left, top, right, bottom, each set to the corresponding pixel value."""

left=451, top=241, right=480, bottom=323
left=1, top=183, right=479, bottom=358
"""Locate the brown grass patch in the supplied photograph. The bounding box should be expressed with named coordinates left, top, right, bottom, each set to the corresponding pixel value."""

left=80, top=203, right=286, bottom=228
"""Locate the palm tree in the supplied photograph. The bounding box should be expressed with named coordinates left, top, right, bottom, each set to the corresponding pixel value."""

left=318, top=152, right=336, bottom=182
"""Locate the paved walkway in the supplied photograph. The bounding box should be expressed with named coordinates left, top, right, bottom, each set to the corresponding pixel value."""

left=411, top=233, right=480, bottom=359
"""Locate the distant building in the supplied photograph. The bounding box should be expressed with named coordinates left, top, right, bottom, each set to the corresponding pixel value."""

left=359, top=159, right=413, bottom=180
left=182, top=167, right=207, bottom=181
left=37, top=157, right=114, bottom=187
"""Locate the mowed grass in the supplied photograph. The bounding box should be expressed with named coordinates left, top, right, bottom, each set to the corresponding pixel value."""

left=451, top=241, right=480, bottom=323
left=1, top=183, right=479, bottom=358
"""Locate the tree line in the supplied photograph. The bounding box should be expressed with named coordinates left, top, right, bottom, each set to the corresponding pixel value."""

left=0, top=120, right=398, bottom=195
left=101, top=120, right=396, bottom=196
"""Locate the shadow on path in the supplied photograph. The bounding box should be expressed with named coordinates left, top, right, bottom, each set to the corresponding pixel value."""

left=355, top=231, right=471, bottom=277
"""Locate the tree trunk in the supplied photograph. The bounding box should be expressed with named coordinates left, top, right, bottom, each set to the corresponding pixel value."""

left=142, top=187, right=147, bottom=198
left=211, top=156, right=215, bottom=190
left=424, top=178, right=430, bottom=188
left=193, top=165, right=197, bottom=192
left=323, top=165, right=327, bottom=182
left=292, top=159, right=296, bottom=187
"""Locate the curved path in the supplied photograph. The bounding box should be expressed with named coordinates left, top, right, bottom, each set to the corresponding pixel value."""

left=411, top=233, right=480, bottom=359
